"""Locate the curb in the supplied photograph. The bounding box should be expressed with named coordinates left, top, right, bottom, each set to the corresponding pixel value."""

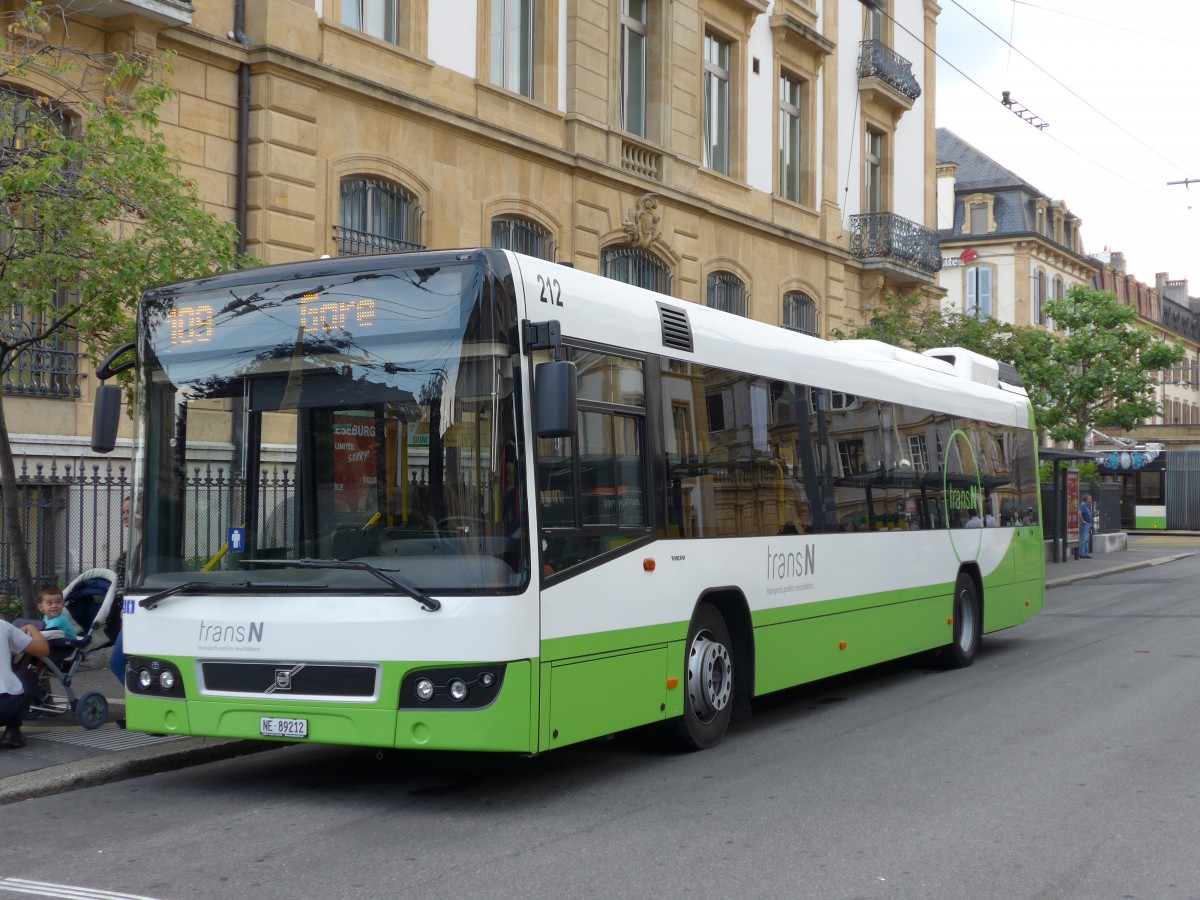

left=0, top=737, right=275, bottom=807
left=1045, top=551, right=1196, bottom=589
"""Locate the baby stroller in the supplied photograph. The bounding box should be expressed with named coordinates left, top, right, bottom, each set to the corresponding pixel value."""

left=25, top=567, right=120, bottom=730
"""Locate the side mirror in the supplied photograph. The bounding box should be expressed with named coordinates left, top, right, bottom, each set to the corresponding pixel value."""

left=535, top=360, right=577, bottom=439
left=91, top=383, right=122, bottom=453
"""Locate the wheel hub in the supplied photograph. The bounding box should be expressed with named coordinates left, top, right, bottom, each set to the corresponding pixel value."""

left=687, top=630, right=732, bottom=723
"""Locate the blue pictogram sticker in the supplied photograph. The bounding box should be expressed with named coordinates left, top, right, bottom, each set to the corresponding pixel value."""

left=229, top=527, right=246, bottom=553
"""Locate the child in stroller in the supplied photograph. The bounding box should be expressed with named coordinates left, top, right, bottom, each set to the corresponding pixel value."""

left=22, top=568, right=120, bottom=730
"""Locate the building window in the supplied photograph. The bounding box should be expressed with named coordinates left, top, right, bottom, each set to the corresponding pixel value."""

left=808, top=390, right=860, bottom=414
left=490, top=0, right=534, bottom=98
left=342, top=0, right=397, bottom=43
left=707, top=271, right=747, bottom=317
left=336, top=177, right=424, bottom=256
left=865, top=0, right=884, bottom=42
left=1, top=86, right=80, bottom=398
left=907, top=434, right=929, bottom=471
left=703, top=30, right=730, bottom=175
left=966, top=266, right=992, bottom=320
left=968, top=203, right=988, bottom=234
left=1033, top=269, right=1046, bottom=325
left=837, top=439, right=869, bottom=477
left=779, top=72, right=803, bottom=202
left=3, top=285, right=81, bottom=398
left=783, top=291, right=818, bottom=336
left=865, top=127, right=883, bottom=213
left=601, top=246, right=672, bottom=296
left=491, top=216, right=557, bottom=261
left=621, top=0, right=648, bottom=137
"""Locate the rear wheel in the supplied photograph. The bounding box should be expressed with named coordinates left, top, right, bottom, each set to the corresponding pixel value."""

left=666, top=605, right=735, bottom=751
left=935, top=573, right=981, bottom=669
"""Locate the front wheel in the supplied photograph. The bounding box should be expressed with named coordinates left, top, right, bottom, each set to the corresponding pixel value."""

left=75, top=691, right=109, bottom=730
left=934, top=573, right=981, bottom=669
left=665, top=605, right=735, bottom=751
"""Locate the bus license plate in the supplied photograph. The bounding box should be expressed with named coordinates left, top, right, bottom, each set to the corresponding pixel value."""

left=260, top=716, right=308, bottom=739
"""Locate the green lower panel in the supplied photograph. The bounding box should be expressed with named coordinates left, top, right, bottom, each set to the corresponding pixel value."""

left=126, top=696, right=191, bottom=737
left=395, top=661, right=534, bottom=752
left=983, top=578, right=1043, bottom=632
left=754, top=594, right=950, bottom=696
left=126, top=660, right=537, bottom=753
left=544, top=647, right=670, bottom=750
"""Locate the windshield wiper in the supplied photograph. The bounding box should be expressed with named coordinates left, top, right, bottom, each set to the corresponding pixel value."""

left=140, top=580, right=252, bottom=610
left=242, top=558, right=441, bottom=612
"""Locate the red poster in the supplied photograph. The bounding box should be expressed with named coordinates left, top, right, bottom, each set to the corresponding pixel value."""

left=1066, top=468, right=1080, bottom=543
left=333, top=414, right=377, bottom=515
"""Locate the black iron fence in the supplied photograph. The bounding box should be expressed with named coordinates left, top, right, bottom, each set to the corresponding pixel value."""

left=0, top=455, right=487, bottom=596
left=0, top=457, right=130, bottom=600
left=0, top=457, right=299, bottom=598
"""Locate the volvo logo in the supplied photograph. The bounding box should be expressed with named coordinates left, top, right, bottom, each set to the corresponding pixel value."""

left=265, top=664, right=306, bottom=693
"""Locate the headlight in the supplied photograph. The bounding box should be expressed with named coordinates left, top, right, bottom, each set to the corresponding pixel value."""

left=158, top=670, right=176, bottom=692
left=137, top=668, right=153, bottom=690
left=400, top=664, right=508, bottom=709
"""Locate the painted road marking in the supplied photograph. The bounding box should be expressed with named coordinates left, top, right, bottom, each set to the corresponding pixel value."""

left=0, top=878, right=165, bottom=900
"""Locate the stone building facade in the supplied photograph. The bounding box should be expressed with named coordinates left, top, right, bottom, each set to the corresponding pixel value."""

left=935, top=128, right=1097, bottom=328
left=2, top=0, right=944, bottom=462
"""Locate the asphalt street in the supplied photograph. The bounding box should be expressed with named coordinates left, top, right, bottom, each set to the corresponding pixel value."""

left=3, top=534, right=1200, bottom=899
left=1, top=534, right=1194, bottom=806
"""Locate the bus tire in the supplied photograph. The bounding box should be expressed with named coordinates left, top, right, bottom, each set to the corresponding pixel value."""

left=935, top=573, right=981, bottom=669
left=666, top=604, right=735, bottom=751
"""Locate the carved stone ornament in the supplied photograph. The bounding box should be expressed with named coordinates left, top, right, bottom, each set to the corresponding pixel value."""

left=623, top=193, right=661, bottom=249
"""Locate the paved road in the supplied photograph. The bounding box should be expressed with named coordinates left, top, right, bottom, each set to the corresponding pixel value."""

left=4, top=539, right=1200, bottom=899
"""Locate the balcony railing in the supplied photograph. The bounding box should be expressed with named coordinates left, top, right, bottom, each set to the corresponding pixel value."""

left=849, top=212, right=941, bottom=277
left=1, top=320, right=80, bottom=398
left=857, top=39, right=921, bottom=102
left=333, top=226, right=424, bottom=257
left=621, top=138, right=663, bottom=182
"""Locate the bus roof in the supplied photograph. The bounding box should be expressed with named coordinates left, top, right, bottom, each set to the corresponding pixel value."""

left=505, top=251, right=1031, bottom=428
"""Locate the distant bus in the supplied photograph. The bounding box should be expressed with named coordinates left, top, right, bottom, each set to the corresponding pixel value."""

left=100, top=248, right=1044, bottom=752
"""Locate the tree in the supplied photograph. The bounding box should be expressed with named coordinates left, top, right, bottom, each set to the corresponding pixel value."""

left=1018, top=285, right=1182, bottom=449
left=1, top=5, right=252, bottom=614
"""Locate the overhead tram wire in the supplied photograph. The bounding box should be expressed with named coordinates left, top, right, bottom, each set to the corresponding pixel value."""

left=1008, top=0, right=1196, bottom=49
left=949, top=0, right=1194, bottom=180
left=880, top=4, right=1197, bottom=212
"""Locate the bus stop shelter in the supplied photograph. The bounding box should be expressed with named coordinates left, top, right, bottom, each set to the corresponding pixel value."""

left=1041, top=447, right=1103, bottom=563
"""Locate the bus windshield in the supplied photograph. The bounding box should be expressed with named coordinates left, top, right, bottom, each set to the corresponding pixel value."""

left=130, top=254, right=528, bottom=594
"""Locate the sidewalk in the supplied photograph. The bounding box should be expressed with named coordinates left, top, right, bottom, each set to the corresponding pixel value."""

left=0, top=658, right=268, bottom=806
left=1043, top=537, right=1197, bottom=588
left=3, top=538, right=1196, bottom=805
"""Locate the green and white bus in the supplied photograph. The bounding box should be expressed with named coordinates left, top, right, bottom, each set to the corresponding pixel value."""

left=100, top=248, right=1044, bottom=752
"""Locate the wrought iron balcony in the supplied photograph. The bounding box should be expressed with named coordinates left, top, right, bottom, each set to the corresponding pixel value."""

left=849, top=212, right=941, bottom=278
left=857, top=39, right=921, bottom=103
left=333, top=226, right=424, bottom=257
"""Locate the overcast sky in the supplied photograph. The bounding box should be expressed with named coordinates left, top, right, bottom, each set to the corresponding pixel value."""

left=933, top=0, right=1199, bottom=290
